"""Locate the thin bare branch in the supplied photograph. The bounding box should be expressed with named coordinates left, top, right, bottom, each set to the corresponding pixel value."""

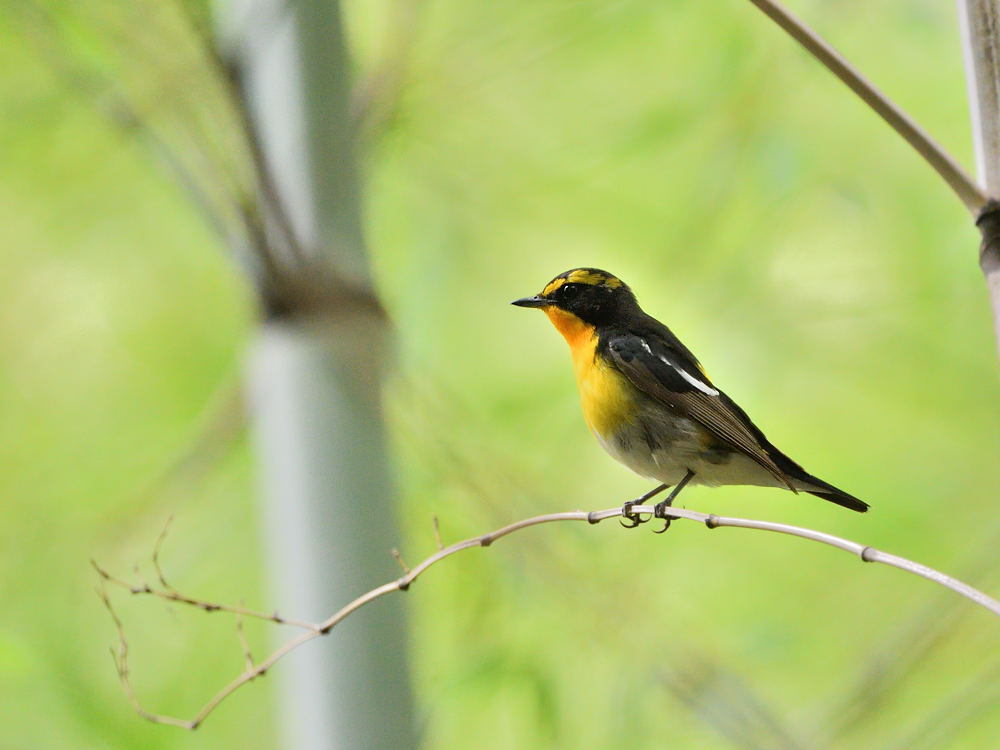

left=432, top=515, right=443, bottom=551
left=97, top=501, right=1000, bottom=730
left=235, top=609, right=255, bottom=671
left=746, top=0, right=988, bottom=214
left=98, top=580, right=195, bottom=730
left=217, top=54, right=311, bottom=271
left=390, top=548, right=410, bottom=575
left=681, top=507, right=1000, bottom=614
left=152, top=515, right=176, bottom=590
left=92, top=559, right=318, bottom=632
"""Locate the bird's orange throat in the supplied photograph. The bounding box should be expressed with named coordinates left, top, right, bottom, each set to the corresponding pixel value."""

left=543, top=307, right=596, bottom=374
left=543, top=307, right=633, bottom=438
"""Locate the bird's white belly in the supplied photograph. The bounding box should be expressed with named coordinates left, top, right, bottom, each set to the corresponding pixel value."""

left=594, top=425, right=697, bottom=485
left=594, top=420, right=786, bottom=490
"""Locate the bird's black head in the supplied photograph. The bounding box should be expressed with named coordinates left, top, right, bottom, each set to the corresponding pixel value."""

left=511, top=268, right=639, bottom=327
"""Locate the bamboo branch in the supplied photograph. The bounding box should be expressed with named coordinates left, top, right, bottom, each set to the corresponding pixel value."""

left=746, top=0, right=988, bottom=214
left=97, top=502, right=1000, bottom=731
left=959, top=0, right=1000, bottom=356
left=747, top=0, right=1000, bottom=355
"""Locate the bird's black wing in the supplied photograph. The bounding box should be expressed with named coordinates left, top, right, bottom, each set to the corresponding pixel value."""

left=603, top=328, right=796, bottom=492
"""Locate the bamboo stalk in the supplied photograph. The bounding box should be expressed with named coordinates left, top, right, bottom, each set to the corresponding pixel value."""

left=215, top=1, right=416, bottom=747
left=958, top=0, right=1000, bottom=357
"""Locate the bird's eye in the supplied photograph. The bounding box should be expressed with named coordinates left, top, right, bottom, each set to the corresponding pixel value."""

left=560, top=283, right=581, bottom=298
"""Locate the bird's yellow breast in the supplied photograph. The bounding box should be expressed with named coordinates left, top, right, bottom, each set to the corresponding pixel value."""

left=544, top=307, right=635, bottom=438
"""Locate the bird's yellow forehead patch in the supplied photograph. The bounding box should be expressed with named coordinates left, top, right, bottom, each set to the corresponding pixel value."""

left=541, top=269, right=623, bottom=296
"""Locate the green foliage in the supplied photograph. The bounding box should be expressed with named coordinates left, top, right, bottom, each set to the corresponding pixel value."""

left=1, top=0, right=997, bottom=747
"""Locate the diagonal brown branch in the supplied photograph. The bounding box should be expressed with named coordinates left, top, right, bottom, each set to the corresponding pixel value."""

left=746, top=0, right=988, bottom=213
left=96, top=502, right=1000, bottom=731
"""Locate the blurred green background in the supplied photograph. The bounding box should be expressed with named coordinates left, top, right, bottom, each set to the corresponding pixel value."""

left=1, top=0, right=998, bottom=747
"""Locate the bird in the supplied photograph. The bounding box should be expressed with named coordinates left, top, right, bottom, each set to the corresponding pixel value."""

left=512, top=267, right=868, bottom=529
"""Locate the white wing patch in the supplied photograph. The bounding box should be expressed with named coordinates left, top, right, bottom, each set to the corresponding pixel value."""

left=673, top=364, right=719, bottom=395
left=647, top=344, right=719, bottom=396
left=635, top=336, right=720, bottom=396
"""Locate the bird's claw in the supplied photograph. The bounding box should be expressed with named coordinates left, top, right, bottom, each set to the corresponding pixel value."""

left=652, top=501, right=673, bottom=534
left=619, top=500, right=649, bottom=528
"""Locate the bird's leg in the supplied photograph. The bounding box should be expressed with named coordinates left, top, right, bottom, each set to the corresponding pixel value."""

left=653, top=470, right=695, bottom=534
left=620, top=484, right=668, bottom=528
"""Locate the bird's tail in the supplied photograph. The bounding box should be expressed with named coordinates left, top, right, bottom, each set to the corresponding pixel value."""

left=791, top=470, right=869, bottom=513
left=767, top=449, right=870, bottom=513
left=803, top=484, right=869, bottom=513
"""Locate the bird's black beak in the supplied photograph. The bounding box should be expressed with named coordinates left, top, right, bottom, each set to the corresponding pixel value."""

left=511, top=295, right=550, bottom=308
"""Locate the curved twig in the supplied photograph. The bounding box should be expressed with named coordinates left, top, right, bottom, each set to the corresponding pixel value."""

left=97, top=502, right=1000, bottom=730
left=665, top=506, right=1000, bottom=614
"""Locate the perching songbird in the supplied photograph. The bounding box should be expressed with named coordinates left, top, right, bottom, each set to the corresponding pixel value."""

left=512, top=268, right=868, bottom=527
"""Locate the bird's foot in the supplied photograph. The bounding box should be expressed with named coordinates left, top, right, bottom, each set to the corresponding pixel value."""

left=619, top=484, right=670, bottom=528
left=619, top=500, right=651, bottom=529
left=652, top=501, right=674, bottom=534
left=650, top=469, right=695, bottom=534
